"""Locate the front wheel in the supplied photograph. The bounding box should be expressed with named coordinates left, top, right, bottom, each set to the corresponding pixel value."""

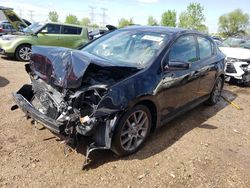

left=112, top=105, right=152, bottom=156
left=15, top=44, right=31, bottom=61
left=205, top=77, right=223, bottom=105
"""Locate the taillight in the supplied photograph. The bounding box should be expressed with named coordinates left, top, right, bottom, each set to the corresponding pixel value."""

left=0, top=27, right=3, bottom=32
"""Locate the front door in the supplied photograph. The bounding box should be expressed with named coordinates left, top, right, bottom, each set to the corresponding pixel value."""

left=157, top=34, right=201, bottom=120
left=36, top=24, right=62, bottom=47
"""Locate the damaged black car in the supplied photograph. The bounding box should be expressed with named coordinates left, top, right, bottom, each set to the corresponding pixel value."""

left=12, top=26, right=225, bottom=166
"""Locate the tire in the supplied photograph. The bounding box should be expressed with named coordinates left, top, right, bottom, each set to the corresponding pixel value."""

left=112, top=105, right=152, bottom=156
left=244, top=81, right=250, bottom=87
left=242, top=74, right=250, bottom=87
left=205, top=77, right=223, bottom=106
left=15, top=44, right=31, bottom=61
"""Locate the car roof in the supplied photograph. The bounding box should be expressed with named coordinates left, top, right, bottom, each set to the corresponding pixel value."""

left=0, top=6, right=13, bottom=10
left=120, top=26, right=207, bottom=37
left=120, top=26, right=188, bottom=34
left=43, top=22, right=86, bottom=28
left=0, top=20, right=10, bottom=24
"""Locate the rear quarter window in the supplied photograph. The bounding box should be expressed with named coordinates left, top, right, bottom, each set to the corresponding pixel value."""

left=62, top=26, right=82, bottom=35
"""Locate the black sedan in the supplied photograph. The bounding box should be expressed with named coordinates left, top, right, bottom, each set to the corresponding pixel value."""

left=12, top=26, right=226, bottom=166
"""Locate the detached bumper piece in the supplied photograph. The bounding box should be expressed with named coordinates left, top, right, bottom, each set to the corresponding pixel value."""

left=12, top=93, right=64, bottom=134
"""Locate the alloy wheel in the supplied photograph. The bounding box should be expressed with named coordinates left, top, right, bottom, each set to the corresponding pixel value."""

left=120, top=110, right=149, bottom=152
left=19, top=46, right=31, bottom=61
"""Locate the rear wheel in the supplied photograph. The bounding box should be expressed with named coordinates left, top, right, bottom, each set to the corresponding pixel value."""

left=15, top=44, right=31, bottom=61
left=206, top=77, right=223, bottom=105
left=112, top=105, right=151, bottom=156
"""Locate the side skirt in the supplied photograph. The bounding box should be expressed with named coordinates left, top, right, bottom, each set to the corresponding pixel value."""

left=159, top=95, right=210, bottom=127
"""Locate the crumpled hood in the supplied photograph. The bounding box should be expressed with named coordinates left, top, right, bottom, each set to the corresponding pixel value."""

left=219, top=47, right=250, bottom=60
left=30, top=46, right=138, bottom=89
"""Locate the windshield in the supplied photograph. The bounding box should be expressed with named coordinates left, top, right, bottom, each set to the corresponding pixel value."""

left=221, top=37, right=250, bottom=49
left=82, top=30, right=169, bottom=68
left=23, top=22, right=44, bottom=33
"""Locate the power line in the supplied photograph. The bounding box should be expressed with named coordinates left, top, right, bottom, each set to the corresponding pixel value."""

left=89, top=6, right=96, bottom=24
left=18, top=9, right=22, bottom=18
left=100, top=7, right=108, bottom=26
left=29, top=10, right=34, bottom=22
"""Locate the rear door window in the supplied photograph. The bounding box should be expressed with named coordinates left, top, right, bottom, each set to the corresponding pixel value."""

left=169, top=35, right=198, bottom=63
left=197, top=36, right=212, bottom=59
left=62, top=26, right=82, bottom=35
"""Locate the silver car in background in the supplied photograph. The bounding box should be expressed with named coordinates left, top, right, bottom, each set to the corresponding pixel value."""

left=0, top=20, right=16, bottom=35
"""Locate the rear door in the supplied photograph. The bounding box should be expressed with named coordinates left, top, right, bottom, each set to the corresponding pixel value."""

left=36, top=24, right=62, bottom=47
left=196, top=36, right=218, bottom=96
left=61, top=25, right=83, bottom=48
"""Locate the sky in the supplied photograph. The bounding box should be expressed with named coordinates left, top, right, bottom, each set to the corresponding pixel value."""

left=1, top=0, right=250, bottom=33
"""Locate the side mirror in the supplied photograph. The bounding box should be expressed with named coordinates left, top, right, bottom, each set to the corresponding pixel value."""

left=40, top=29, right=48, bottom=34
left=164, top=61, right=190, bottom=71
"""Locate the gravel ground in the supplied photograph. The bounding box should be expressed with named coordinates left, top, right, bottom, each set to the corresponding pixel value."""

left=0, top=56, right=250, bottom=188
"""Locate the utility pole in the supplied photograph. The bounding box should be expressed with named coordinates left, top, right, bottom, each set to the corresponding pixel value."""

left=89, top=6, right=96, bottom=24
left=29, top=10, right=34, bottom=22
left=18, top=9, right=22, bottom=18
left=100, top=8, right=108, bottom=27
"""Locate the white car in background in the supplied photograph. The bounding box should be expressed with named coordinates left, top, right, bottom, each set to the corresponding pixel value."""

left=219, top=37, right=250, bottom=86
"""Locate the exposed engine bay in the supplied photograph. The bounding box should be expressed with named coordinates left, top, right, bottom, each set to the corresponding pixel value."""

left=11, top=46, right=140, bottom=168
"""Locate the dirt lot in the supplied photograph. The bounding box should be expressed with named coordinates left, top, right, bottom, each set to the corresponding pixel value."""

left=0, top=56, right=250, bottom=188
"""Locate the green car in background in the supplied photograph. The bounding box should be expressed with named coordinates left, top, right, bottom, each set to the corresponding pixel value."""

left=0, top=6, right=89, bottom=61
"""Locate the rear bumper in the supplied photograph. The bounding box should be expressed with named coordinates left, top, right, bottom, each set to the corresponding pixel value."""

left=12, top=92, right=64, bottom=134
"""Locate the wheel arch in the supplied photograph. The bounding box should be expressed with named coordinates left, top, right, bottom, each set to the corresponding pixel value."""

left=219, top=73, right=225, bottom=82
left=15, top=43, right=32, bottom=61
left=15, top=43, right=32, bottom=53
left=133, top=99, right=158, bottom=132
left=217, top=73, right=225, bottom=88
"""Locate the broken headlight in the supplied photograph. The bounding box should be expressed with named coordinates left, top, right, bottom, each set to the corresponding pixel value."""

left=226, top=57, right=239, bottom=63
left=226, top=63, right=237, bottom=73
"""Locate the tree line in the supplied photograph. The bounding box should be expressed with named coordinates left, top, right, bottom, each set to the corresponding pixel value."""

left=48, top=3, right=249, bottom=37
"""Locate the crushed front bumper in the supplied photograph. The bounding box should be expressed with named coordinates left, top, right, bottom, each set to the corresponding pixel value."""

left=12, top=93, right=65, bottom=134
